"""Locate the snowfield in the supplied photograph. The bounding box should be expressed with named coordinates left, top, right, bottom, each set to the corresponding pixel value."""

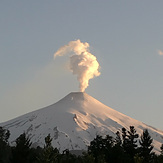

left=1, top=92, right=163, bottom=153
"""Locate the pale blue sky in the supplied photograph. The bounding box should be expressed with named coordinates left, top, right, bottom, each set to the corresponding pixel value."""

left=1, top=1, right=163, bottom=130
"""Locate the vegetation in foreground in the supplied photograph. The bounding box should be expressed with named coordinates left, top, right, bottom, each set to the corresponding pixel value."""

left=1, top=126, right=163, bottom=163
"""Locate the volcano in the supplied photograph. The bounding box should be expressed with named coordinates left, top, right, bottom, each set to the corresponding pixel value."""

left=1, top=92, right=163, bottom=153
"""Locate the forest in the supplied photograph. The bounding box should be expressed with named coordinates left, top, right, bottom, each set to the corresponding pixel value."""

left=0, top=125, right=163, bottom=163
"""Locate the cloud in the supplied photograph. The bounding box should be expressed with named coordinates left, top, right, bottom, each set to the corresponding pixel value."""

left=158, top=50, right=163, bottom=56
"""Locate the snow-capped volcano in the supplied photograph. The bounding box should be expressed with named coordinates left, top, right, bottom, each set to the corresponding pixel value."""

left=1, top=92, right=163, bottom=153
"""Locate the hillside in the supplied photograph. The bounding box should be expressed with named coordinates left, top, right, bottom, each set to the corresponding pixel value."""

left=1, top=92, right=163, bottom=153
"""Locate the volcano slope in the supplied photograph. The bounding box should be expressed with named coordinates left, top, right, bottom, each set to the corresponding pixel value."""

left=1, top=92, right=163, bottom=153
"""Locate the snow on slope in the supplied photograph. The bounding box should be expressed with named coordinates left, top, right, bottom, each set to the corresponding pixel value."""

left=1, top=92, right=163, bottom=153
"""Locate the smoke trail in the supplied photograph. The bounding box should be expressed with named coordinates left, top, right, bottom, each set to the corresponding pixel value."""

left=54, top=40, right=100, bottom=92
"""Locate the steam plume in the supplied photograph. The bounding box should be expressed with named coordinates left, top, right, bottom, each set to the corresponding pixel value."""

left=54, top=40, right=100, bottom=92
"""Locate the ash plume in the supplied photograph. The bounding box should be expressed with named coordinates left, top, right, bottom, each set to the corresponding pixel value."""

left=54, top=40, right=100, bottom=92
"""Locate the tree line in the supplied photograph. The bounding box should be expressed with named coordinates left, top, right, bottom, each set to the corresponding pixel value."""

left=0, top=125, right=163, bottom=163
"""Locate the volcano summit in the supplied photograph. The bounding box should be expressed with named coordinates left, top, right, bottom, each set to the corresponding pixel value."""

left=1, top=92, right=163, bottom=153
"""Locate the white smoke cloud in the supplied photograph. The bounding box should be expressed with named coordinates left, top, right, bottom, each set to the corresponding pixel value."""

left=158, top=50, right=163, bottom=56
left=54, top=40, right=100, bottom=92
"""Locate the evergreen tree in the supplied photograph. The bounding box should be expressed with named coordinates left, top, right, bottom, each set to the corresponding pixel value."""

left=122, top=127, right=128, bottom=151
left=0, top=126, right=11, bottom=163
left=115, top=131, right=122, bottom=146
left=139, top=129, right=153, bottom=163
left=111, top=131, right=130, bottom=163
left=45, top=134, right=53, bottom=148
left=127, top=126, right=139, bottom=156
left=11, top=132, right=32, bottom=163
left=59, top=149, right=78, bottom=163
left=88, top=135, right=105, bottom=163
left=160, top=144, right=163, bottom=155
left=121, top=126, right=139, bottom=162
left=37, top=134, right=59, bottom=163
left=103, top=135, right=114, bottom=162
left=134, top=154, right=143, bottom=163
left=88, top=134, right=115, bottom=163
left=157, top=145, right=163, bottom=163
left=82, top=152, right=95, bottom=163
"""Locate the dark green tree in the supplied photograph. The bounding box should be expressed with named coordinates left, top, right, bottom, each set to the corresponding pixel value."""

left=37, top=134, right=59, bottom=163
left=127, top=126, right=139, bottom=155
left=121, top=126, right=139, bottom=162
left=59, top=149, right=78, bottom=163
left=156, top=144, right=163, bottom=163
left=122, top=127, right=128, bottom=151
left=115, top=131, right=122, bottom=146
left=134, top=154, right=143, bottom=163
left=160, top=144, right=163, bottom=155
left=139, top=129, right=153, bottom=163
left=0, top=126, right=11, bottom=163
left=103, top=135, right=115, bottom=162
left=11, top=132, right=32, bottom=163
left=110, top=130, right=130, bottom=163
left=88, top=134, right=115, bottom=163
left=88, top=135, right=106, bottom=163
left=82, top=152, right=95, bottom=163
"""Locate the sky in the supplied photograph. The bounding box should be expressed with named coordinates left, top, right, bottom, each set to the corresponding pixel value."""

left=1, top=1, right=163, bottom=130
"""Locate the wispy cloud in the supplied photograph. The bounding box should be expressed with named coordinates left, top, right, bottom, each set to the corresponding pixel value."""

left=158, top=50, right=163, bottom=56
